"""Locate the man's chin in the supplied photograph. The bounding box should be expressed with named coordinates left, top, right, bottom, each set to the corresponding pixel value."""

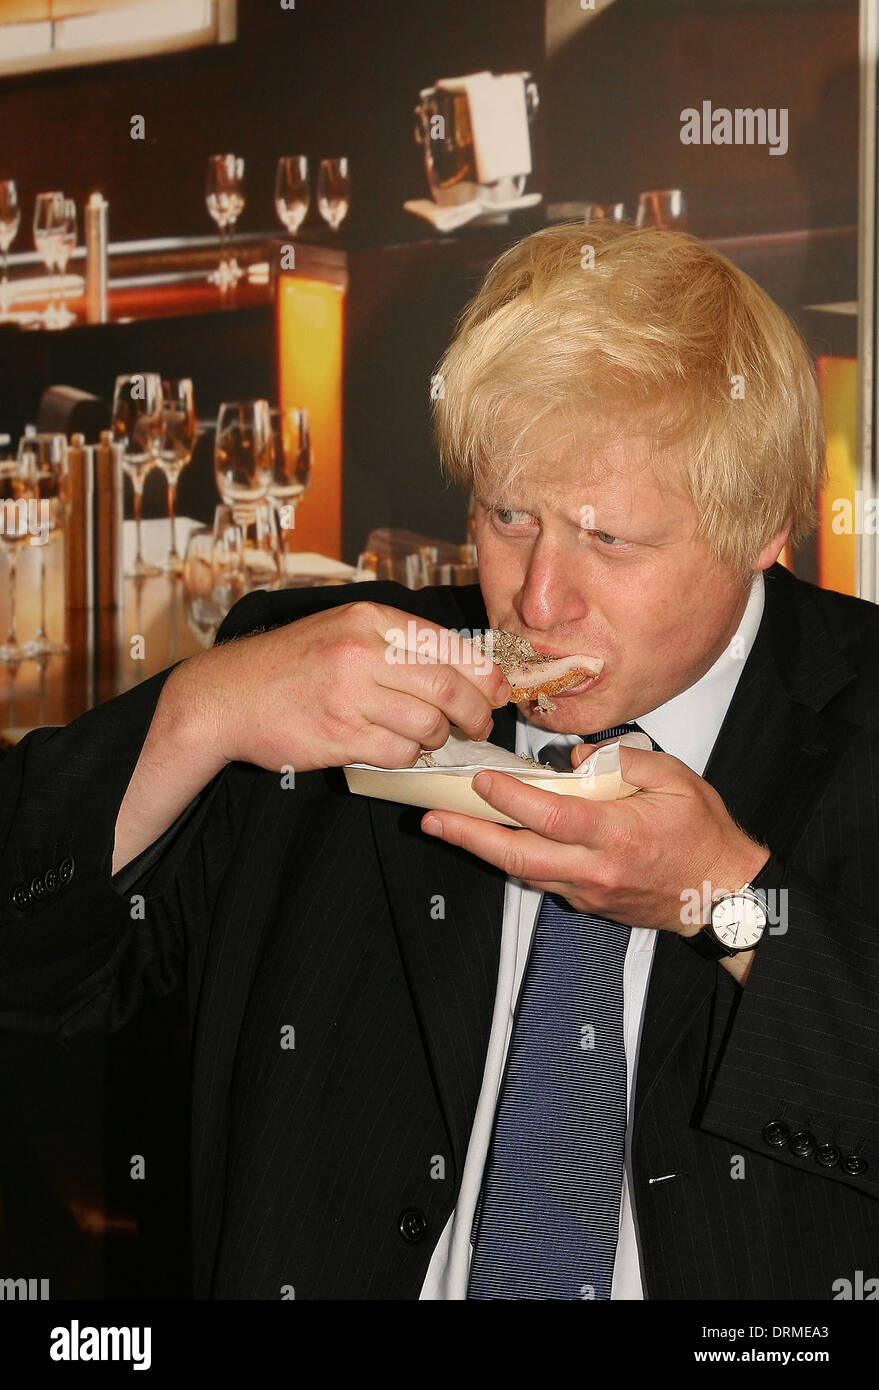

left=519, top=691, right=618, bottom=736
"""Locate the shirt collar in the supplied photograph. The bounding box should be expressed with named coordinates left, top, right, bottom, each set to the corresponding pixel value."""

left=516, top=572, right=765, bottom=778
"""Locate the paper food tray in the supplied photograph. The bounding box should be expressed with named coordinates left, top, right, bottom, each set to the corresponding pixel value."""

left=344, top=728, right=649, bottom=826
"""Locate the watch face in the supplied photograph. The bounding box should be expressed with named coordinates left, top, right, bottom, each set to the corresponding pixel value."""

left=711, top=893, right=767, bottom=950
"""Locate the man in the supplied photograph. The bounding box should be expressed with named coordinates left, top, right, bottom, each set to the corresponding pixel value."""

left=1, top=223, right=877, bottom=1299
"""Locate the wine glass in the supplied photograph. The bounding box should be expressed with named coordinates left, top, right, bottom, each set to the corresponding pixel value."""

left=33, top=191, right=65, bottom=327
left=158, top=378, right=198, bottom=574
left=317, top=158, right=350, bottom=231
left=0, top=451, right=37, bottom=663
left=214, top=400, right=273, bottom=509
left=268, top=406, right=310, bottom=579
left=210, top=506, right=247, bottom=609
left=112, top=372, right=164, bottom=578
left=182, top=527, right=224, bottom=647
left=241, top=500, right=281, bottom=589
left=582, top=202, right=627, bottom=224
left=52, top=198, right=77, bottom=329
left=0, top=179, right=20, bottom=316
left=635, top=189, right=686, bottom=230
left=206, top=154, right=245, bottom=289
left=19, top=432, right=69, bottom=656
left=268, top=406, right=311, bottom=526
left=275, top=156, right=310, bottom=235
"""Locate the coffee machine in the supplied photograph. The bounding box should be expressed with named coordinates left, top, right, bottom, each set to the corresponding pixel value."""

left=414, top=71, right=540, bottom=208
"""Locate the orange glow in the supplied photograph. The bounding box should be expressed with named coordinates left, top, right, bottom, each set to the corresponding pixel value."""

left=276, top=276, right=345, bottom=559
left=816, top=357, right=858, bottom=597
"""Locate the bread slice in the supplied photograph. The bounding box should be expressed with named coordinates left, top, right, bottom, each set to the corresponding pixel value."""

left=472, top=629, right=603, bottom=710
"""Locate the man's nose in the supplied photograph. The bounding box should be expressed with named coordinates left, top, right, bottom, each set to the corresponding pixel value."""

left=515, top=537, right=589, bottom=630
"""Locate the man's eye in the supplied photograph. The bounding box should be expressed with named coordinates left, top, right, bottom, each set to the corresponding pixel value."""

left=595, top=530, right=620, bottom=545
left=494, top=508, right=534, bottom=526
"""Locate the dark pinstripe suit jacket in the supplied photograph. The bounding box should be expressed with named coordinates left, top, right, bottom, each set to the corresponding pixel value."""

left=1, top=562, right=878, bottom=1299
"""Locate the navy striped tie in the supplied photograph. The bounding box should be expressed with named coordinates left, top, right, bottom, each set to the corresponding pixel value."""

left=467, top=724, right=653, bottom=1301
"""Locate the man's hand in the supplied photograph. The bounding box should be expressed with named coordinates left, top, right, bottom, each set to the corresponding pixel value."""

left=113, top=601, right=511, bottom=874
left=203, top=599, right=511, bottom=774
left=419, top=740, right=769, bottom=980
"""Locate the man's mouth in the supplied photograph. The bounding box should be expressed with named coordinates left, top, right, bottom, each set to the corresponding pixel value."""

left=531, top=666, right=604, bottom=699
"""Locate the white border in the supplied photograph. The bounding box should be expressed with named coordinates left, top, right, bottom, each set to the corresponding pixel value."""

left=857, top=0, right=878, bottom=602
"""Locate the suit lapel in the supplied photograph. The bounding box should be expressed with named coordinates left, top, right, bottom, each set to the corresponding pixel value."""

left=366, top=586, right=518, bottom=1177
left=635, top=565, right=860, bottom=1111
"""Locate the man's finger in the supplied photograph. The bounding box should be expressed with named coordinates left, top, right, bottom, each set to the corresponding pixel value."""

left=420, top=807, right=583, bottom=883
left=469, top=770, right=610, bottom=847
left=571, top=740, right=683, bottom=792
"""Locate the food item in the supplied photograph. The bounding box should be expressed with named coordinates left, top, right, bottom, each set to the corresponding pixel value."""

left=416, top=746, right=551, bottom=770
left=472, top=629, right=603, bottom=712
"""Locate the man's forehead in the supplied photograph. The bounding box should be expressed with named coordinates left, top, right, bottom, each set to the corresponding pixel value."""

left=494, top=439, right=682, bottom=508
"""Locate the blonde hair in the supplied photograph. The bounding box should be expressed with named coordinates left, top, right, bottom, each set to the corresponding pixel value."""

left=433, top=222, right=826, bottom=580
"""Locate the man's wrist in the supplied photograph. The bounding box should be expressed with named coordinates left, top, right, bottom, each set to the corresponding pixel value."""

left=677, top=839, right=771, bottom=938
left=167, top=649, right=235, bottom=777
left=111, top=656, right=230, bottom=876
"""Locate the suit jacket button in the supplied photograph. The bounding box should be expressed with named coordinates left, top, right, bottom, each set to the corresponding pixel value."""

left=58, top=856, right=75, bottom=886
left=399, top=1208, right=428, bottom=1243
left=815, top=1142, right=840, bottom=1168
left=789, top=1129, right=817, bottom=1158
left=841, top=1153, right=868, bottom=1176
left=30, top=874, right=46, bottom=900
left=11, top=884, right=31, bottom=911
left=762, top=1120, right=790, bottom=1148
left=44, top=867, right=59, bottom=894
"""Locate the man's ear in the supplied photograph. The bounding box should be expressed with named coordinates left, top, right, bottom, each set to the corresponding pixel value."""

left=754, top=524, right=792, bottom=572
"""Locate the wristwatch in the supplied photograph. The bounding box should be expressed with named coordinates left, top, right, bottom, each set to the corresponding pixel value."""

left=681, top=851, right=786, bottom=959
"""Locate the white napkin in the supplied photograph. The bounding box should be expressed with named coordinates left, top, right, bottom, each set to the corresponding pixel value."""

left=402, top=198, right=485, bottom=232
left=348, top=728, right=652, bottom=777
left=283, top=552, right=357, bottom=579
left=437, top=72, right=532, bottom=184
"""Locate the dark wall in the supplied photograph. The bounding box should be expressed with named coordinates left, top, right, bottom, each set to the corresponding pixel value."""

left=545, top=0, right=858, bottom=237
left=0, top=0, right=546, bottom=243
left=0, top=0, right=856, bottom=245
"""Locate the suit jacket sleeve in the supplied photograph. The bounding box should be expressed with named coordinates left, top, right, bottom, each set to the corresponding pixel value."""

left=0, top=664, right=236, bottom=1039
left=697, top=862, right=879, bottom=1202
left=0, top=578, right=455, bottom=1040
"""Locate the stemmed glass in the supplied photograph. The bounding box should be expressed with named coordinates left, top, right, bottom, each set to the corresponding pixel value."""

left=317, top=158, right=350, bottom=231
left=182, top=528, right=223, bottom=648
left=214, top=399, right=274, bottom=507
left=275, top=156, right=310, bottom=235
left=112, top=372, right=164, bottom=578
left=0, top=450, right=37, bottom=663
left=210, top=507, right=247, bottom=609
left=19, top=432, right=69, bottom=656
left=52, top=198, right=77, bottom=329
left=635, top=189, right=686, bottom=230
left=268, top=406, right=311, bottom=561
left=214, top=400, right=279, bottom=588
left=33, top=191, right=65, bottom=327
left=182, top=524, right=246, bottom=647
left=206, top=154, right=245, bottom=289
left=158, top=378, right=198, bottom=574
left=0, top=179, right=20, bottom=316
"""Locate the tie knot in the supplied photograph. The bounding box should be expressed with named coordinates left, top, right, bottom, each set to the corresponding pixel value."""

left=582, top=722, right=642, bottom=743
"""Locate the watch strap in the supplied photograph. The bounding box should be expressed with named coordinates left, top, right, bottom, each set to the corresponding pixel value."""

left=681, top=925, right=731, bottom=960
left=680, top=850, right=786, bottom=960
left=748, top=849, right=786, bottom=899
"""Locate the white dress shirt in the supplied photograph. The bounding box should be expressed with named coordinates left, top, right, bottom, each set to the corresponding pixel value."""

left=420, top=573, right=766, bottom=1299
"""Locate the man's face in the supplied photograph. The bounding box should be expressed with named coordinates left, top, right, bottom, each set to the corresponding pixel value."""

left=474, top=423, right=764, bottom=733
